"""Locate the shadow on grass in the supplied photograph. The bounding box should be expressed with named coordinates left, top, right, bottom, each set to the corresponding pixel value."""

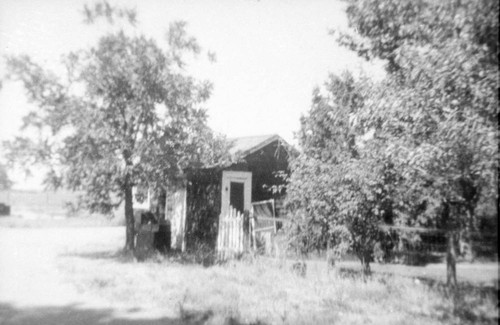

left=432, top=282, right=499, bottom=325
left=0, top=302, right=180, bottom=325
left=61, top=249, right=137, bottom=264
left=62, top=249, right=220, bottom=267
left=0, top=302, right=268, bottom=325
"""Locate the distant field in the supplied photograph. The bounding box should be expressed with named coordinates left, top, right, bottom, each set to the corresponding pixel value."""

left=0, top=190, right=122, bottom=219
left=0, top=190, right=124, bottom=226
left=0, top=190, right=81, bottom=218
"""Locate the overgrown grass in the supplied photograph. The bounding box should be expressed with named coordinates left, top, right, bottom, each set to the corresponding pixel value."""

left=58, top=250, right=498, bottom=325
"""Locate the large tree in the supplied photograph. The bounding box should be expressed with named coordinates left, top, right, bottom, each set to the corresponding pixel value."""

left=335, top=0, right=498, bottom=286
left=2, top=1, right=229, bottom=250
left=286, top=72, right=395, bottom=275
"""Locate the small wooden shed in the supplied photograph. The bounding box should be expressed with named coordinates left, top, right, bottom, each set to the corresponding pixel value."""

left=165, top=134, right=291, bottom=252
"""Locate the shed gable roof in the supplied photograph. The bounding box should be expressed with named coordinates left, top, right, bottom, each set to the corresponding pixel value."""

left=228, top=134, right=284, bottom=158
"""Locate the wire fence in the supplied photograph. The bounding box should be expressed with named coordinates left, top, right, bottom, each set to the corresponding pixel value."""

left=375, top=224, right=497, bottom=264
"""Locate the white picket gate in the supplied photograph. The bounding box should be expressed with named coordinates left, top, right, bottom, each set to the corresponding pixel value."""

left=217, top=206, right=250, bottom=260
left=216, top=203, right=290, bottom=260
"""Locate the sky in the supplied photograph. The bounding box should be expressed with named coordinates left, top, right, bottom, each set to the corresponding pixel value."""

left=0, top=0, right=382, bottom=189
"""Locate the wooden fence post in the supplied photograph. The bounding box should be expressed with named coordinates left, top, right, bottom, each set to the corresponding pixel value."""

left=240, top=211, right=244, bottom=252
left=251, top=208, right=256, bottom=251
left=232, top=208, right=236, bottom=258
left=233, top=209, right=236, bottom=256
left=243, top=210, right=249, bottom=252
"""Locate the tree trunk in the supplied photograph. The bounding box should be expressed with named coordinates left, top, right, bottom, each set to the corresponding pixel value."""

left=446, top=231, right=458, bottom=289
left=466, top=207, right=476, bottom=261
left=442, top=202, right=458, bottom=289
left=326, top=240, right=336, bottom=274
left=124, top=178, right=135, bottom=251
left=360, top=250, right=371, bottom=277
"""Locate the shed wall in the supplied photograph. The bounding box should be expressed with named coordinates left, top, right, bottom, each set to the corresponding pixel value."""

left=184, top=169, right=222, bottom=250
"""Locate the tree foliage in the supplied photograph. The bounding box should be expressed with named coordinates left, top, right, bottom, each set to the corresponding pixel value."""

left=288, top=0, right=498, bottom=282
left=287, top=72, right=396, bottom=274
left=333, top=0, right=498, bottom=285
left=2, top=1, right=229, bottom=250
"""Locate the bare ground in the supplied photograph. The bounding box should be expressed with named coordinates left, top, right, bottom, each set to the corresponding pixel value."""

left=0, top=227, right=182, bottom=324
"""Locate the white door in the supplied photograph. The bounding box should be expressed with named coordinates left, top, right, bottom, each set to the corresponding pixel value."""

left=221, top=171, right=252, bottom=217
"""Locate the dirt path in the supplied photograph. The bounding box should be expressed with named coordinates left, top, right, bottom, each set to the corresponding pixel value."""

left=0, top=227, right=182, bottom=325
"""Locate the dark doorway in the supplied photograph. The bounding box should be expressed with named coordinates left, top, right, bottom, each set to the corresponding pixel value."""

left=230, top=182, right=244, bottom=213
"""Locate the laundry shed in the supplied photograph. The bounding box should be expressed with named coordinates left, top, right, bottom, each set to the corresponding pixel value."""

left=165, top=134, right=291, bottom=252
